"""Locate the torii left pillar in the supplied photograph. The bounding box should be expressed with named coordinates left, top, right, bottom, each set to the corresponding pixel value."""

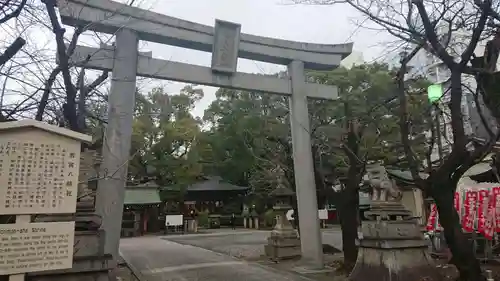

left=95, top=28, right=139, bottom=268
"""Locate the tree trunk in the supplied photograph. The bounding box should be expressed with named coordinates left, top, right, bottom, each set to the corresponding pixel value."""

left=338, top=186, right=359, bottom=272
left=432, top=183, right=486, bottom=281
left=293, top=205, right=300, bottom=234
left=337, top=118, right=362, bottom=272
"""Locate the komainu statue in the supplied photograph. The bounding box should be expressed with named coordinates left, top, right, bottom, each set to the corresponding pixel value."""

left=350, top=162, right=441, bottom=281
left=365, top=163, right=402, bottom=203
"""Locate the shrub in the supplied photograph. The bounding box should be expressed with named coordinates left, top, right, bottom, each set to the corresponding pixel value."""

left=263, top=209, right=276, bottom=227
left=197, top=211, right=209, bottom=228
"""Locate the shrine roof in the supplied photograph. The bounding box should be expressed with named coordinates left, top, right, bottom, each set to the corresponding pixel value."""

left=124, top=188, right=162, bottom=205
left=0, top=119, right=92, bottom=143
left=160, top=176, right=250, bottom=192
left=131, top=181, right=160, bottom=189
left=358, top=168, right=428, bottom=189
left=386, top=169, right=429, bottom=182
left=187, top=176, right=250, bottom=192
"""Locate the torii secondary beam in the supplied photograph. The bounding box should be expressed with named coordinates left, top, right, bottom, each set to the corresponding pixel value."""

left=68, top=45, right=339, bottom=99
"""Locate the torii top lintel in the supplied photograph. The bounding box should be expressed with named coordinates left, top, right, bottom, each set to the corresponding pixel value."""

left=56, top=0, right=353, bottom=71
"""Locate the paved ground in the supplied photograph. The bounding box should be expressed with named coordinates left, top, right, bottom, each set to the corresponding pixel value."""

left=119, top=236, right=317, bottom=281
left=163, top=228, right=344, bottom=260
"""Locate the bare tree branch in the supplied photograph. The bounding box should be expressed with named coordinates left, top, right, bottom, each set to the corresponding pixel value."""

left=397, top=44, right=427, bottom=187
left=412, top=0, right=456, bottom=67
left=0, top=37, right=26, bottom=67
left=35, top=66, right=60, bottom=120
left=464, top=82, right=495, bottom=138
left=42, top=0, right=79, bottom=130
left=459, top=0, right=491, bottom=67
left=0, top=0, right=27, bottom=24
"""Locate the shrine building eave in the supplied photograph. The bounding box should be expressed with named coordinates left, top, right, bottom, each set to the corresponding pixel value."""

left=124, top=188, right=162, bottom=205
left=0, top=119, right=93, bottom=143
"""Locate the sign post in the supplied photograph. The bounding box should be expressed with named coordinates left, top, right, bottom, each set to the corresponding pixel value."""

left=0, top=120, right=92, bottom=280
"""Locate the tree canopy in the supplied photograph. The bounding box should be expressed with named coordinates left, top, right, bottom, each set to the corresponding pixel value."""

left=127, top=85, right=204, bottom=190
left=124, top=63, right=429, bottom=206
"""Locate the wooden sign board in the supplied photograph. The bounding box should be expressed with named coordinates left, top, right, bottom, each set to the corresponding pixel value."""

left=165, top=215, right=183, bottom=226
left=0, top=221, right=75, bottom=275
left=0, top=120, right=92, bottom=214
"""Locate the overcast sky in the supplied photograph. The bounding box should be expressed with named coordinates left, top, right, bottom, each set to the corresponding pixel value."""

left=118, top=0, right=397, bottom=117
left=3, top=0, right=401, bottom=119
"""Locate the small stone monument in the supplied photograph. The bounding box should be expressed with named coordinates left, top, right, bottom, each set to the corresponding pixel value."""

left=264, top=166, right=301, bottom=261
left=349, top=163, right=441, bottom=281
left=250, top=208, right=259, bottom=229
left=242, top=205, right=250, bottom=228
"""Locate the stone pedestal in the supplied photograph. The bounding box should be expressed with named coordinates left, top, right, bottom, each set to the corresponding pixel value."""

left=133, top=212, right=141, bottom=235
left=254, top=217, right=259, bottom=229
left=265, top=236, right=301, bottom=260
left=349, top=203, right=441, bottom=281
left=185, top=219, right=198, bottom=232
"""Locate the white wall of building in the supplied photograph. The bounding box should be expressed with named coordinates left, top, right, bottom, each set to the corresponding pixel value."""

left=340, top=51, right=364, bottom=69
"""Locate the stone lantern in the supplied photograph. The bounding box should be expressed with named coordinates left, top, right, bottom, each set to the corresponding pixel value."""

left=241, top=205, right=250, bottom=228
left=250, top=206, right=259, bottom=229
left=264, top=182, right=301, bottom=260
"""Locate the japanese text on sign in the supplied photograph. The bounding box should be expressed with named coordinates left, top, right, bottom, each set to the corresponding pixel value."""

left=0, top=140, right=79, bottom=214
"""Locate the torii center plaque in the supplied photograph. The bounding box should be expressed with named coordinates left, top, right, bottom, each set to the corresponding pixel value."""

left=211, top=20, right=241, bottom=75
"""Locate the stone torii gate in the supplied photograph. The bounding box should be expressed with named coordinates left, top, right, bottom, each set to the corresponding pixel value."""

left=57, top=0, right=352, bottom=269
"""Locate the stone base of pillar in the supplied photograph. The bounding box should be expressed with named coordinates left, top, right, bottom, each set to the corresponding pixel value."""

left=349, top=219, right=441, bottom=281
left=193, top=220, right=198, bottom=233
left=349, top=246, right=440, bottom=281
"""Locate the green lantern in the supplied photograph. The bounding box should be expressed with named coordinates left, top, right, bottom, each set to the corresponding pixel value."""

left=427, top=84, right=443, bottom=103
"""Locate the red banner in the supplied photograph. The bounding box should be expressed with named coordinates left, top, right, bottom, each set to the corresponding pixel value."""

left=462, top=191, right=478, bottom=232
left=436, top=214, right=442, bottom=231
left=426, top=203, right=438, bottom=231
left=477, top=189, right=489, bottom=234
left=494, top=187, right=500, bottom=233
left=454, top=192, right=461, bottom=216
left=484, top=192, right=497, bottom=240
